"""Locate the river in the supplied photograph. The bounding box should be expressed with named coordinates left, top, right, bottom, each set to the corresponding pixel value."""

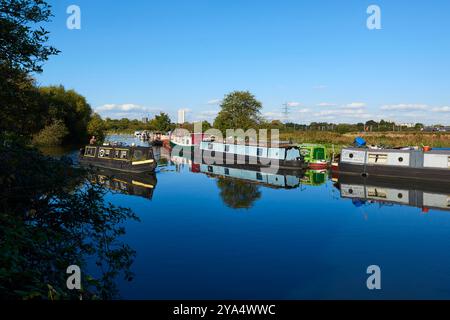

left=43, top=134, right=450, bottom=299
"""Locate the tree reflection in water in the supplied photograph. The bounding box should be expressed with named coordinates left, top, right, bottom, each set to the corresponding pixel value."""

left=216, top=178, right=262, bottom=209
left=0, top=143, right=138, bottom=300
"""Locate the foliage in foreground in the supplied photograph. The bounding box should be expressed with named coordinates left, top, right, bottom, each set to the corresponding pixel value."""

left=0, top=141, right=139, bottom=299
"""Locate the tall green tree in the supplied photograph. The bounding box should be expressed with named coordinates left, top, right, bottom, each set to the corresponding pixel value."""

left=1, top=0, right=59, bottom=139
left=213, top=91, right=263, bottom=132
left=151, top=112, right=172, bottom=132
left=87, top=113, right=107, bottom=142
left=39, top=85, right=93, bottom=143
left=0, top=0, right=59, bottom=73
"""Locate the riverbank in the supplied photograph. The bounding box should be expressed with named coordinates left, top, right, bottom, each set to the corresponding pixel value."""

left=280, top=131, right=450, bottom=148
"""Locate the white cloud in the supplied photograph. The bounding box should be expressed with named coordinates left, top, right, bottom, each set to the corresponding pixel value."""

left=193, top=110, right=219, bottom=122
left=94, top=103, right=162, bottom=119
left=207, top=99, right=222, bottom=105
left=345, top=102, right=366, bottom=109
left=317, top=102, right=336, bottom=107
left=380, top=104, right=429, bottom=111
left=432, top=106, right=450, bottom=112
left=298, top=108, right=311, bottom=113
left=287, top=101, right=301, bottom=107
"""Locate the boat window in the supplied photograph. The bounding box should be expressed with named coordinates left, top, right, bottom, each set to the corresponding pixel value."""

left=114, top=150, right=120, bottom=158
left=224, top=168, right=230, bottom=175
left=368, top=188, right=387, bottom=199
left=225, top=145, right=230, bottom=152
left=208, top=143, right=213, bottom=150
left=98, top=148, right=111, bottom=158
left=368, top=153, right=388, bottom=164
left=256, top=173, right=263, bottom=181
left=314, top=148, right=326, bottom=160
left=257, top=148, right=263, bottom=157
left=120, top=150, right=128, bottom=159
left=133, top=149, right=145, bottom=161
left=84, top=147, right=97, bottom=157
left=448, top=157, right=450, bottom=168
left=208, top=166, right=213, bottom=173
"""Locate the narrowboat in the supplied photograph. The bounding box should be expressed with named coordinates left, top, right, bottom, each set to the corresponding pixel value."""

left=299, top=144, right=328, bottom=169
left=335, top=174, right=450, bottom=213
left=337, top=146, right=450, bottom=182
left=199, top=141, right=307, bottom=170
left=79, top=145, right=157, bottom=173
left=150, top=131, right=164, bottom=146
left=170, top=131, right=209, bottom=150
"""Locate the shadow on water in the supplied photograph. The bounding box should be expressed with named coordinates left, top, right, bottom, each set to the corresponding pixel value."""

left=1, top=142, right=140, bottom=300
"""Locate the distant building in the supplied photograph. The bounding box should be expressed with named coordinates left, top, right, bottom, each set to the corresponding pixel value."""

left=177, top=109, right=186, bottom=124
left=142, top=117, right=148, bottom=124
left=398, top=123, right=415, bottom=128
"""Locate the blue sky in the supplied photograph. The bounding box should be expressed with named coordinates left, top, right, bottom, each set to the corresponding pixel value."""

left=37, top=0, right=450, bottom=124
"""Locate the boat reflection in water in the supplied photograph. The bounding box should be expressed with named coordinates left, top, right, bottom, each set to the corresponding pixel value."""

left=89, top=168, right=157, bottom=200
left=335, top=175, right=450, bottom=213
left=167, top=151, right=329, bottom=208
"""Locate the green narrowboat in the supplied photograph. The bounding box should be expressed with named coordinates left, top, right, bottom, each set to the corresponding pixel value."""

left=299, top=144, right=329, bottom=169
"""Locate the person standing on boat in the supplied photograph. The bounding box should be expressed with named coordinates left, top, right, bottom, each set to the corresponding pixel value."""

left=89, top=136, right=97, bottom=145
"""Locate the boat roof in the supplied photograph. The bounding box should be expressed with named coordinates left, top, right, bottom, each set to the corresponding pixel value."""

left=206, top=141, right=297, bottom=148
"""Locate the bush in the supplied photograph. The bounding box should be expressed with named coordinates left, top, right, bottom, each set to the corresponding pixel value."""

left=32, top=120, right=69, bottom=146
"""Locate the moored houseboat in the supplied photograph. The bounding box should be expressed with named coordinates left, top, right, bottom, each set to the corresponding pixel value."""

left=79, top=145, right=157, bottom=173
left=299, top=143, right=328, bottom=169
left=336, top=146, right=450, bottom=182
left=170, top=131, right=209, bottom=150
left=199, top=141, right=307, bottom=170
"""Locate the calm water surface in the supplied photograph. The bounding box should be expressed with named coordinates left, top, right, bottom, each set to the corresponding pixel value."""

left=59, top=135, right=450, bottom=299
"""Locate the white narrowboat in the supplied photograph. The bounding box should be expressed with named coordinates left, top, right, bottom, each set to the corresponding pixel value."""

left=338, top=147, right=450, bottom=182
left=199, top=141, right=306, bottom=169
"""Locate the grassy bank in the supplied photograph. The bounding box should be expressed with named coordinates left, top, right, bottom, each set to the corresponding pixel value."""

left=280, top=131, right=450, bottom=148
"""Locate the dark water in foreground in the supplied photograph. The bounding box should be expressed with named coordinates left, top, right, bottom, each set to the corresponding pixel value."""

left=51, top=135, right=450, bottom=299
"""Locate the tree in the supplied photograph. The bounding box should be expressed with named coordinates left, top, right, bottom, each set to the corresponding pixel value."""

left=0, top=143, right=138, bottom=299
left=151, top=112, right=172, bottom=132
left=0, top=0, right=59, bottom=73
left=1, top=0, right=59, bottom=139
left=87, top=113, right=107, bottom=142
left=32, top=119, right=69, bottom=146
left=213, top=91, right=263, bottom=132
left=0, top=65, right=47, bottom=137
left=39, top=86, right=93, bottom=143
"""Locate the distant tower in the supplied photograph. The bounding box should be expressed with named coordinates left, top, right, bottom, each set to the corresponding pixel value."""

left=142, top=117, right=148, bottom=124
left=177, top=109, right=186, bottom=124
left=282, top=103, right=290, bottom=123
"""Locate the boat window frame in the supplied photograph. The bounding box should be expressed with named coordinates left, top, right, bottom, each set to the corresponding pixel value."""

left=368, top=153, right=388, bottom=164
left=84, top=146, right=97, bottom=158
left=112, top=148, right=130, bottom=161
left=98, top=147, right=113, bottom=158
left=132, top=148, right=147, bottom=161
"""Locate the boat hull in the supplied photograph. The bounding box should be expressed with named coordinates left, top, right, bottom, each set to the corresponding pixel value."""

left=338, top=162, right=450, bottom=182
left=185, top=150, right=307, bottom=170
left=79, top=157, right=157, bottom=173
